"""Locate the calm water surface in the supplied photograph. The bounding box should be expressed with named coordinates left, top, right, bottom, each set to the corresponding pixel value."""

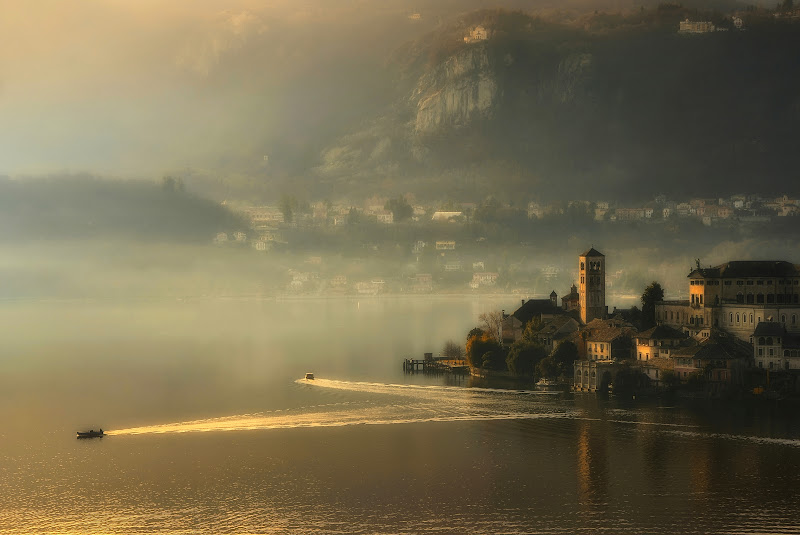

left=1, top=297, right=799, bottom=534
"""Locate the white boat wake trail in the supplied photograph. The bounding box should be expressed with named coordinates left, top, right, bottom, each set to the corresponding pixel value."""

left=109, top=378, right=571, bottom=436
left=107, top=378, right=800, bottom=447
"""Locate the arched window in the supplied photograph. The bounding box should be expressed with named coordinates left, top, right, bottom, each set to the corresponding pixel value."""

left=591, top=371, right=596, bottom=378
left=747, top=294, right=754, bottom=304
left=736, top=313, right=740, bottom=323
left=730, top=313, right=733, bottom=323
left=768, top=294, right=775, bottom=304
left=782, top=315, right=786, bottom=324
left=759, top=337, right=765, bottom=345
left=584, top=371, right=589, bottom=377
left=785, top=350, right=790, bottom=357
left=750, top=314, right=754, bottom=324
left=793, top=315, right=797, bottom=325
left=757, top=294, right=764, bottom=304
left=737, top=293, right=744, bottom=304
left=766, top=337, right=773, bottom=346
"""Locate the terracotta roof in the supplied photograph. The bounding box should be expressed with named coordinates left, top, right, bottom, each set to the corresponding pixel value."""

left=672, top=331, right=751, bottom=361
left=637, top=325, right=686, bottom=341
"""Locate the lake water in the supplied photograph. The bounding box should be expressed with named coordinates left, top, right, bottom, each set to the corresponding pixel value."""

left=2, top=297, right=800, bottom=534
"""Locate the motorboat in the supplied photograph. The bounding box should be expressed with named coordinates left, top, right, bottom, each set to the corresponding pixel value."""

left=76, top=429, right=104, bottom=438
left=304, top=373, right=315, bottom=380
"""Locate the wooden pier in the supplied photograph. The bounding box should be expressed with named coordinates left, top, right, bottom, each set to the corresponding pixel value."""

left=403, top=353, right=469, bottom=376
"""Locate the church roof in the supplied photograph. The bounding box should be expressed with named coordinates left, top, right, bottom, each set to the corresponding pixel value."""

left=510, top=299, right=564, bottom=326
left=581, top=247, right=604, bottom=257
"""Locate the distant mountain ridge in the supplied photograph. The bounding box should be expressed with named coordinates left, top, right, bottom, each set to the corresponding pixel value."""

left=307, top=8, right=800, bottom=203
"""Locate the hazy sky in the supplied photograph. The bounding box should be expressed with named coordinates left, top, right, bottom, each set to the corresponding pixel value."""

left=0, top=1, right=411, bottom=176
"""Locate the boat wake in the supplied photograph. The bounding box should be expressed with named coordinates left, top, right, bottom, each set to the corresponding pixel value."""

left=106, top=378, right=800, bottom=448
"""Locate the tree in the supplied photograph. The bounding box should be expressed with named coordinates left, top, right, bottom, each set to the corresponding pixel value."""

left=467, top=327, right=484, bottom=341
left=384, top=196, right=413, bottom=222
left=482, top=349, right=507, bottom=371
left=442, top=339, right=465, bottom=360
left=479, top=311, right=504, bottom=342
left=162, top=175, right=184, bottom=193
left=641, top=281, right=665, bottom=329
left=521, top=316, right=543, bottom=341
left=549, top=341, right=579, bottom=378
left=466, top=332, right=502, bottom=368
left=279, top=195, right=298, bottom=225
left=505, top=339, right=548, bottom=376
left=347, top=207, right=361, bottom=225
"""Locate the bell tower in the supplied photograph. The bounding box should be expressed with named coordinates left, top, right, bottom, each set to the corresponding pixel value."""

left=579, top=248, right=606, bottom=324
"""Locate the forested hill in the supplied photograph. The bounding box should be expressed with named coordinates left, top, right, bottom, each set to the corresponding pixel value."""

left=0, top=176, right=246, bottom=242
left=306, top=6, right=800, bottom=203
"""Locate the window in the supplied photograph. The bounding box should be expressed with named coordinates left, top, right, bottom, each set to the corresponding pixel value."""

left=793, top=315, right=797, bottom=325
left=737, top=280, right=744, bottom=286
left=750, top=314, right=754, bottom=324
left=581, top=262, right=585, bottom=271
left=785, top=350, right=790, bottom=357
left=777, top=294, right=784, bottom=304
left=690, top=280, right=695, bottom=285
left=737, top=293, right=744, bottom=304
left=730, top=313, right=734, bottom=323
left=758, top=348, right=763, bottom=356
left=724, top=281, right=732, bottom=286
left=769, top=348, right=774, bottom=356
left=759, top=361, right=763, bottom=368
left=759, top=337, right=765, bottom=345
left=757, top=280, right=764, bottom=285
left=736, top=313, right=740, bottom=323
left=747, top=280, right=754, bottom=285
left=747, top=294, right=754, bottom=304
left=782, top=315, right=786, bottom=324
left=767, top=294, right=775, bottom=304
left=700, top=295, right=704, bottom=304
left=766, top=337, right=773, bottom=345
left=767, top=280, right=773, bottom=285
left=757, top=294, right=764, bottom=304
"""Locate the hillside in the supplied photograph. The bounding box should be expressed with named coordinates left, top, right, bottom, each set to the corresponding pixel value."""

left=0, top=176, right=246, bottom=242
left=306, top=7, right=800, bottom=203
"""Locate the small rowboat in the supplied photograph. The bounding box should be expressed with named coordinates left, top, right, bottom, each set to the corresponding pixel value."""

left=304, top=373, right=314, bottom=380
left=77, top=429, right=104, bottom=438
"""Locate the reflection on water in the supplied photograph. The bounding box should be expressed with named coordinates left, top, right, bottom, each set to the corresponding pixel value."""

left=2, top=299, right=800, bottom=533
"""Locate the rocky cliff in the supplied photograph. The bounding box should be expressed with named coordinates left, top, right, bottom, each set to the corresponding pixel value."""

left=412, top=44, right=498, bottom=134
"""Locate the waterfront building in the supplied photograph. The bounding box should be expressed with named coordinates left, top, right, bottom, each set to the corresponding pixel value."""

left=656, top=261, right=800, bottom=342
left=751, top=322, right=800, bottom=371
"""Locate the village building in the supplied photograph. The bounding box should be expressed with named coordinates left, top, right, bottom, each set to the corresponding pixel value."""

left=751, top=322, right=800, bottom=371
left=501, top=294, right=566, bottom=344
left=670, top=331, right=752, bottom=392
left=529, top=316, right=580, bottom=355
left=464, top=25, right=489, bottom=43
left=561, top=284, right=580, bottom=314
left=431, top=211, right=463, bottom=222
left=635, top=325, right=688, bottom=361
left=657, top=261, right=800, bottom=342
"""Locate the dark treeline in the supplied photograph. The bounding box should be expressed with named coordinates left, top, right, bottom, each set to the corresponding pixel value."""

left=0, top=175, right=246, bottom=242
